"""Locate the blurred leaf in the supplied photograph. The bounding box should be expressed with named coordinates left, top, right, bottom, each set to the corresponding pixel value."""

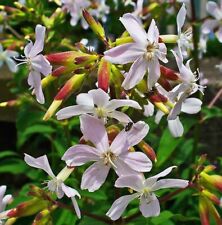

left=202, top=106, right=222, bottom=120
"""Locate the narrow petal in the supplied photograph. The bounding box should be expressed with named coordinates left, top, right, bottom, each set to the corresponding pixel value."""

left=156, top=43, right=168, bottom=63
left=144, top=101, right=154, bottom=117
left=31, top=54, right=52, bottom=76
left=115, top=175, right=144, bottom=192
left=28, top=70, right=45, bottom=104
left=71, top=197, right=81, bottom=219
left=106, top=99, right=141, bottom=111
left=81, top=162, right=110, bottom=192
left=152, top=178, right=189, bottom=191
left=88, top=88, right=110, bottom=107
left=80, top=115, right=109, bottom=152
left=62, top=144, right=100, bottom=166
left=24, top=41, right=33, bottom=57
left=168, top=117, right=184, bottom=137
left=56, top=105, right=93, bottom=120
left=24, top=154, right=55, bottom=178
left=206, top=1, right=222, bottom=20
left=177, top=3, right=186, bottom=34
left=119, top=13, right=147, bottom=45
left=155, top=110, right=164, bottom=124
left=147, top=58, right=160, bottom=90
left=119, top=152, right=152, bottom=172
left=29, top=24, right=46, bottom=57
left=104, top=43, right=144, bottom=64
left=5, top=58, right=18, bottom=73
left=106, top=193, right=139, bottom=221
left=202, top=19, right=219, bottom=34
left=181, top=98, right=202, bottom=114
left=108, top=110, right=132, bottom=124
left=147, top=19, right=159, bottom=43
left=122, top=57, right=148, bottom=90
left=61, top=183, right=81, bottom=198
left=76, top=93, right=94, bottom=107
left=139, top=194, right=160, bottom=217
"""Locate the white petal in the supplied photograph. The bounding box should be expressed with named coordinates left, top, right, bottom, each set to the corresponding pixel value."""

left=168, top=117, right=184, bottom=137
left=106, top=193, right=139, bottom=221
left=202, top=19, right=219, bottom=34
left=156, top=43, right=168, bottom=63
left=110, top=130, right=128, bottom=155
left=106, top=99, right=141, bottom=111
left=31, top=54, right=52, bottom=76
left=147, top=58, right=160, bottom=90
left=115, top=174, right=144, bottom=192
left=28, top=24, right=46, bottom=57
left=5, top=58, right=17, bottom=73
left=181, top=98, right=202, bottom=114
left=144, top=102, right=154, bottom=117
left=147, top=19, right=159, bottom=43
left=62, top=144, right=100, bottom=166
left=61, top=183, right=81, bottom=198
left=155, top=110, right=164, bottom=124
left=119, top=13, right=147, bottom=45
left=88, top=88, right=110, bottom=107
left=28, top=70, right=45, bottom=104
left=119, top=152, right=152, bottom=172
left=108, top=111, right=132, bottom=124
left=56, top=105, right=94, bottom=120
left=122, top=57, right=148, bottom=90
left=152, top=179, right=189, bottom=191
left=80, top=115, right=109, bottom=152
left=177, top=3, right=186, bottom=34
left=139, top=194, right=160, bottom=217
left=24, top=154, right=55, bottom=178
left=206, top=1, right=222, bottom=20
left=71, top=197, right=81, bottom=219
left=81, top=162, right=110, bottom=192
left=216, top=26, right=222, bottom=42
left=104, top=43, right=144, bottom=64
left=24, top=41, right=33, bottom=57
left=76, top=93, right=94, bottom=107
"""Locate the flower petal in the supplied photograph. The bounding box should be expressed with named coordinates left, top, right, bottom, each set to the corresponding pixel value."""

left=216, top=26, right=222, bottom=43
left=177, top=3, right=186, bottom=34
left=115, top=174, right=144, bottom=192
left=181, top=98, right=202, bottom=114
left=114, top=158, right=139, bottom=176
left=144, top=101, right=154, bottom=117
left=202, top=19, right=219, bottom=34
left=76, top=93, right=94, bottom=107
left=62, top=144, right=100, bottom=166
left=61, top=183, right=81, bottom=198
left=147, top=58, right=160, bottom=90
left=106, top=193, right=139, bottom=221
left=71, top=197, right=81, bottom=219
left=80, top=115, right=109, bottom=152
left=108, top=110, right=132, bottom=124
left=147, top=19, right=159, bottom=43
left=119, top=152, right=152, bottom=172
left=56, top=105, right=94, bottom=120
left=104, top=43, right=144, bottom=64
left=139, top=193, right=160, bottom=217
left=168, top=117, right=184, bottom=137
left=24, top=154, right=55, bottom=178
left=81, top=161, right=110, bottom=192
left=122, top=56, right=148, bottom=90
left=31, top=54, right=52, bottom=76
left=5, top=58, right=18, bottom=73
left=206, top=1, right=222, bottom=20
left=119, top=13, right=147, bottom=45
left=106, top=99, right=141, bottom=111
left=88, top=88, right=110, bottom=107
left=152, top=179, right=189, bottom=191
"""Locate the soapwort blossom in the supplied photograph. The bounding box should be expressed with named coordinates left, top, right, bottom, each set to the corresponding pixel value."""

left=104, top=13, right=168, bottom=90
left=62, top=114, right=152, bottom=192
left=106, top=166, right=189, bottom=220
left=24, top=154, right=81, bottom=218
left=17, top=25, right=52, bottom=104
left=56, top=88, right=141, bottom=124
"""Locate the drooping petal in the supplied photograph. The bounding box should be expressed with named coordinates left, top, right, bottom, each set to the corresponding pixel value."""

left=106, top=193, right=139, bottom=221
left=104, top=43, right=144, bottom=64
left=119, top=13, right=147, bottom=45
left=56, top=105, right=94, bottom=120
left=202, top=19, right=219, bottom=35
left=31, top=54, right=52, bottom=76
left=62, top=144, right=100, bottom=166
left=155, top=110, right=164, bottom=124
left=27, top=70, right=45, bottom=104
left=5, top=58, right=18, bottom=73
left=28, top=24, right=46, bottom=57
left=80, top=115, right=109, bottom=152
left=88, top=88, right=110, bottom=107
left=216, top=26, right=222, bottom=43
left=139, top=194, right=160, bottom=217
left=108, top=110, right=132, bottom=124
left=152, top=178, right=189, bottom=191
left=76, top=93, right=94, bottom=107
left=4, top=50, right=19, bottom=58
left=61, top=183, right=81, bottom=198
left=71, top=197, right=81, bottom=219
left=144, top=101, right=154, bottom=117
left=115, top=174, right=144, bottom=192
left=24, top=154, right=55, bottom=178
left=81, top=161, right=110, bottom=192
left=156, top=43, right=168, bottom=63
left=119, top=152, right=152, bottom=172
left=168, top=117, right=184, bottom=137
left=181, top=98, right=202, bottom=114
left=206, top=1, right=222, bottom=20
left=122, top=57, right=148, bottom=90
left=147, top=58, right=160, bottom=90
left=106, top=99, right=141, bottom=111
left=177, top=3, right=186, bottom=34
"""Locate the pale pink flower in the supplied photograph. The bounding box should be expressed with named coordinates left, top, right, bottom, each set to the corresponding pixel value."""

left=104, top=13, right=168, bottom=90
left=56, top=88, right=141, bottom=124
left=17, top=25, right=52, bottom=104
left=24, top=154, right=81, bottom=218
left=62, top=114, right=152, bottom=192
left=106, top=166, right=188, bottom=220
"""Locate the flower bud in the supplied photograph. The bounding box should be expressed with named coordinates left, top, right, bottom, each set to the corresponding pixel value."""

left=199, top=197, right=210, bottom=225
left=138, top=141, right=157, bottom=162
left=160, top=66, right=180, bottom=81
left=33, top=206, right=57, bottom=225
left=202, top=190, right=220, bottom=205
left=98, top=58, right=111, bottom=92
left=200, top=172, right=222, bottom=192
left=159, top=35, right=178, bottom=44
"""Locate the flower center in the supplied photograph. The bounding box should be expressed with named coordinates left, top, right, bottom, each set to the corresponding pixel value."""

left=95, top=107, right=107, bottom=118
left=102, top=150, right=117, bottom=168
left=47, top=178, right=63, bottom=193
left=144, top=42, right=158, bottom=61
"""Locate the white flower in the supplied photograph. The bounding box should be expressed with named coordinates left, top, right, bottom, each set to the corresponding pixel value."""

left=106, top=166, right=189, bottom=220
left=90, top=0, right=110, bottom=23
left=104, top=13, right=168, bottom=90
left=56, top=88, right=141, bottom=124
left=62, top=114, right=152, bottom=192
left=17, top=24, right=52, bottom=104
left=0, top=44, right=18, bottom=73
left=202, top=1, right=222, bottom=42
left=24, top=154, right=81, bottom=219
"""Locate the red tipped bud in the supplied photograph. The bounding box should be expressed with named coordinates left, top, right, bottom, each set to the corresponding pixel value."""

left=160, top=66, right=180, bottom=81
left=200, top=172, right=222, bottom=192
left=107, top=125, right=121, bottom=143
left=98, top=58, right=111, bottom=92
left=138, top=141, right=157, bottom=162
left=202, top=190, right=220, bottom=205
left=199, top=197, right=210, bottom=225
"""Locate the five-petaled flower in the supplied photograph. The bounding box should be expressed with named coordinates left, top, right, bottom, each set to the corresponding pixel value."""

left=104, top=13, right=168, bottom=90
left=62, top=114, right=152, bottom=192
left=106, top=166, right=188, bottom=220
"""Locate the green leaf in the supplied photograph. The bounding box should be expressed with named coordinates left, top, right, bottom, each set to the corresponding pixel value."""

left=202, top=106, right=222, bottom=120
